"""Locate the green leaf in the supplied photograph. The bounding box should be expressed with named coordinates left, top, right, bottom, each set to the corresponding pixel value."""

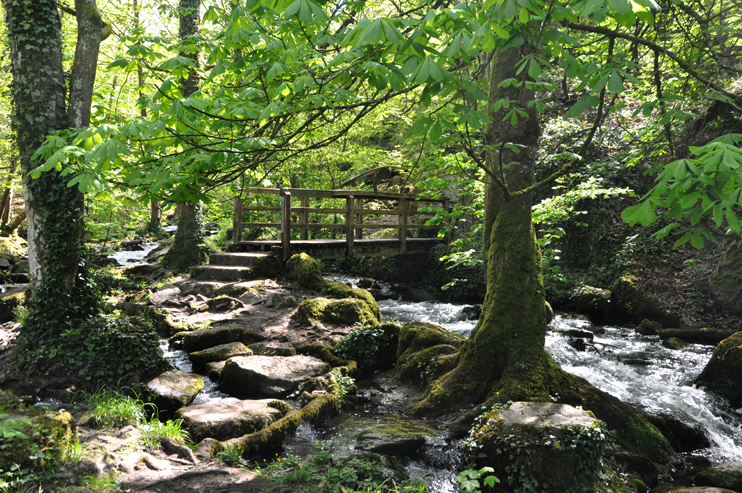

left=608, top=0, right=632, bottom=14
left=621, top=200, right=657, bottom=226
left=608, top=70, right=624, bottom=93
left=528, top=59, right=541, bottom=79
left=690, top=230, right=704, bottom=248
left=565, top=96, right=587, bottom=118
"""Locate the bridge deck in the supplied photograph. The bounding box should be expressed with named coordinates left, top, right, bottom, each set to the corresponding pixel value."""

left=229, top=237, right=444, bottom=259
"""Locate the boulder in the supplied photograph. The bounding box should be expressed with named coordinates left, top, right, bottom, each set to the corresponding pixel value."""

left=695, top=332, right=742, bottom=406
left=203, top=296, right=244, bottom=312
left=400, top=287, right=436, bottom=302
left=214, top=280, right=265, bottom=298
left=205, top=360, right=227, bottom=381
left=323, top=281, right=381, bottom=320
left=709, top=240, right=742, bottom=315
left=657, top=327, right=736, bottom=346
left=219, top=355, right=330, bottom=398
left=176, top=397, right=287, bottom=442
left=646, top=414, right=710, bottom=452
left=469, top=402, right=607, bottom=493
left=294, top=298, right=379, bottom=327
left=124, top=264, right=166, bottom=280
left=572, top=285, right=612, bottom=324
left=694, top=462, right=742, bottom=492
left=611, top=274, right=676, bottom=326
left=662, top=337, right=689, bottom=350
left=284, top=253, right=325, bottom=291
left=182, top=325, right=265, bottom=353
left=395, top=322, right=465, bottom=384
left=149, top=287, right=181, bottom=305
left=0, top=287, right=25, bottom=324
left=145, top=242, right=171, bottom=262
left=338, top=414, right=441, bottom=459
left=637, top=319, right=664, bottom=336
left=145, top=371, right=204, bottom=416
left=189, top=342, right=253, bottom=372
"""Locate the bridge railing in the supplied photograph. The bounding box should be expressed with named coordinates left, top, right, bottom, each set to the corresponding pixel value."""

left=233, top=188, right=448, bottom=260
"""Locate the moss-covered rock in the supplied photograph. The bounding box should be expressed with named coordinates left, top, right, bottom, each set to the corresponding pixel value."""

left=572, top=285, right=612, bottom=324
left=396, top=322, right=466, bottom=365
left=469, top=402, right=608, bottom=493
left=284, top=253, right=325, bottom=291
left=662, top=337, right=689, bottom=350
left=176, top=397, right=287, bottom=442
left=145, top=371, right=205, bottom=417
left=657, top=327, right=736, bottom=345
left=695, top=332, right=742, bottom=406
left=0, top=234, right=27, bottom=257
left=323, top=281, right=381, bottom=320
left=694, top=462, right=742, bottom=492
left=0, top=287, right=25, bottom=324
left=709, top=240, right=742, bottom=315
left=189, top=342, right=253, bottom=372
left=182, top=325, right=265, bottom=353
left=637, top=318, right=663, bottom=336
left=610, top=274, right=671, bottom=325
left=393, top=322, right=466, bottom=386
left=0, top=410, right=75, bottom=471
left=294, top=297, right=379, bottom=327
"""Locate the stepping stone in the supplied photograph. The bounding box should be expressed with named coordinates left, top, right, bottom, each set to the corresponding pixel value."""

left=145, top=371, right=204, bottom=416
left=189, top=342, right=252, bottom=372
left=176, top=397, right=287, bottom=442
left=694, top=462, right=742, bottom=492
left=219, top=355, right=330, bottom=398
left=183, top=325, right=265, bottom=352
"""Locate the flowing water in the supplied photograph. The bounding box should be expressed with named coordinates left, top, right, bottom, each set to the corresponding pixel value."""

left=111, top=243, right=159, bottom=266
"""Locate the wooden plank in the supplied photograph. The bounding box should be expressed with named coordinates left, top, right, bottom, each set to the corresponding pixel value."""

left=286, top=188, right=336, bottom=198
left=290, top=207, right=346, bottom=214
left=280, top=190, right=291, bottom=261
left=346, top=196, right=354, bottom=257
left=233, top=196, right=243, bottom=243
left=300, top=196, right=309, bottom=240
left=289, top=223, right=346, bottom=230
left=242, top=187, right=281, bottom=195
left=399, top=198, right=407, bottom=255
left=241, top=222, right=281, bottom=228
left=355, top=197, right=363, bottom=239
left=243, top=206, right=281, bottom=212
left=357, top=223, right=400, bottom=229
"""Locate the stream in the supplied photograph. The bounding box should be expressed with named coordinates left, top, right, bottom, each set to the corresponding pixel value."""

left=153, top=271, right=742, bottom=491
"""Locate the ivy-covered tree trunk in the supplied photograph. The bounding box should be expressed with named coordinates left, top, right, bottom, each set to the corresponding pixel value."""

left=413, top=45, right=563, bottom=413
left=4, top=0, right=103, bottom=370
left=162, top=0, right=204, bottom=271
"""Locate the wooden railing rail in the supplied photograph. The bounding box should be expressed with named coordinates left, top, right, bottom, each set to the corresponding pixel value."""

left=233, top=187, right=448, bottom=261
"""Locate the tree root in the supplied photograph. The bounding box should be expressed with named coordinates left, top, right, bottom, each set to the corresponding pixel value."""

left=134, top=468, right=231, bottom=491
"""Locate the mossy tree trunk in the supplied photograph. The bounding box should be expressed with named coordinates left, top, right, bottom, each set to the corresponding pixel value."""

left=4, top=0, right=104, bottom=369
left=162, top=0, right=204, bottom=270
left=413, top=44, right=563, bottom=413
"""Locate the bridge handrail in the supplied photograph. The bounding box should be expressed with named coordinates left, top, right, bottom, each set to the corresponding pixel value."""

left=233, top=187, right=448, bottom=260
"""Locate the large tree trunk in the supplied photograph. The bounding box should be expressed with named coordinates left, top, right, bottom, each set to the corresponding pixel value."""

left=4, top=0, right=103, bottom=366
left=162, top=0, right=204, bottom=271
left=412, top=45, right=562, bottom=414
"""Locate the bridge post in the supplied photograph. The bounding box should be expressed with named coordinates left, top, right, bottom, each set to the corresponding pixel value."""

left=355, top=197, right=363, bottom=239
left=399, top=198, right=407, bottom=255
left=346, top=195, right=355, bottom=257
left=280, top=189, right=291, bottom=261
left=233, top=196, right=243, bottom=243
left=300, top=196, right=309, bottom=240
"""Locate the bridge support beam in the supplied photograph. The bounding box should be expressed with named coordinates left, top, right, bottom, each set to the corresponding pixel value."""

left=281, top=189, right=291, bottom=261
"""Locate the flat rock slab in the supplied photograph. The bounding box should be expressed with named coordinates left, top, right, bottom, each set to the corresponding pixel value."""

left=183, top=325, right=265, bottom=352
left=654, top=487, right=739, bottom=493
left=176, top=397, right=286, bottom=442
left=494, top=401, right=599, bottom=440
left=145, top=371, right=204, bottom=415
left=695, top=462, right=742, bottom=492
left=219, top=355, right=330, bottom=398
left=190, top=342, right=252, bottom=372
left=205, top=360, right=227, bottom=381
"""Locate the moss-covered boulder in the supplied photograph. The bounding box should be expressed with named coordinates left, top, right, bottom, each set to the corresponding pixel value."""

left=637, top=318, right=663, bottom=336
left=468, top=402, right=609, bottom=493
left=182, top=325, right=265, bottom=353
left=662, top=337, right=689, bottom=350
left=394, top=322, right=465, bottom=385
left=0, top=235, right=27, bottom=257
left=294, top=298, right=379, bottom=327
left=205, top=360, right=227, bottom=380
left=694, top=462, right=742, bottom=492
left=610, top=274, right=674, bottom=325
left=0, top=287, right=25, bottom=324
left=695, top=332, right=742, bottom=406
left=572, top=285, right=612, bottom=324
left=324, top=281, right=381, bottom=320
left=658, top=327, right=736, bottom=346
left=284, top=253, right=325, bottom=291
left=145, top=371, right=204, bottom=417
left=709, top=240, right=742, bottom=315
left=176, top=397, right=288, bottom=442
left=189, top=342, right=253, bottom=372
left=0, top=410, right=75, bottom=471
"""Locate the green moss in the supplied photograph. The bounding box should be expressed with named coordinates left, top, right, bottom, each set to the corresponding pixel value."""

left=610, top=274, right=667, bottom=325
left=395, top=344, right=460, bottom=384
left=323, top=281, right=381, bottom=320
left=0, top=411, right=76, bottom=471
left=285, top=253, right=325, bottom=291
left=0, top=290, right=24, bottom=323
left=396, top=322, right=465, bottom=364
left=299, top=342, right=355, bottom=369
left=662, top=337, right=688, bottom=350
left=695, top=331, right=742, bottom=406
left=294, top=298, right=379, bottom=326
left=0, top=235, right=27, bottom=257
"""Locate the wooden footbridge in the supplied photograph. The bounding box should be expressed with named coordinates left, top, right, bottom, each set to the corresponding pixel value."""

left=192, top=188, right=449, bottom=282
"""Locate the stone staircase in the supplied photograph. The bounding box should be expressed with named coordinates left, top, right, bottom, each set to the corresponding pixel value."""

left=190, top=251, right=280, bottom=282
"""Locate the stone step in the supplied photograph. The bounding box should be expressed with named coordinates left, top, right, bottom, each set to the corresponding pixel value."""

left=209, top=252, right=272, bottom=267
left=190, top=265, right=256, bottom=282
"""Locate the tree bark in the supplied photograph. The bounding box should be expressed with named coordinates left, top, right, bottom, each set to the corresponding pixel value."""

left=69, top=0, right=103, bottom=128
left=148, top=199, right=161, bottom=233
left=0, top=159, right=18, bottom=225
left=162, top=0, right=204, bottom=271
left=412, top=45, right=560, bottom=414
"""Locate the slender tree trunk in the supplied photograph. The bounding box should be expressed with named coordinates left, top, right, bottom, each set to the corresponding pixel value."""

left=148, top=199, right=161, bottom=233
left=0, top=159, right=18, bottom=225
left=162, top=0, right=204, bottom=271
left=413, top=45, right=561, bottom=414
